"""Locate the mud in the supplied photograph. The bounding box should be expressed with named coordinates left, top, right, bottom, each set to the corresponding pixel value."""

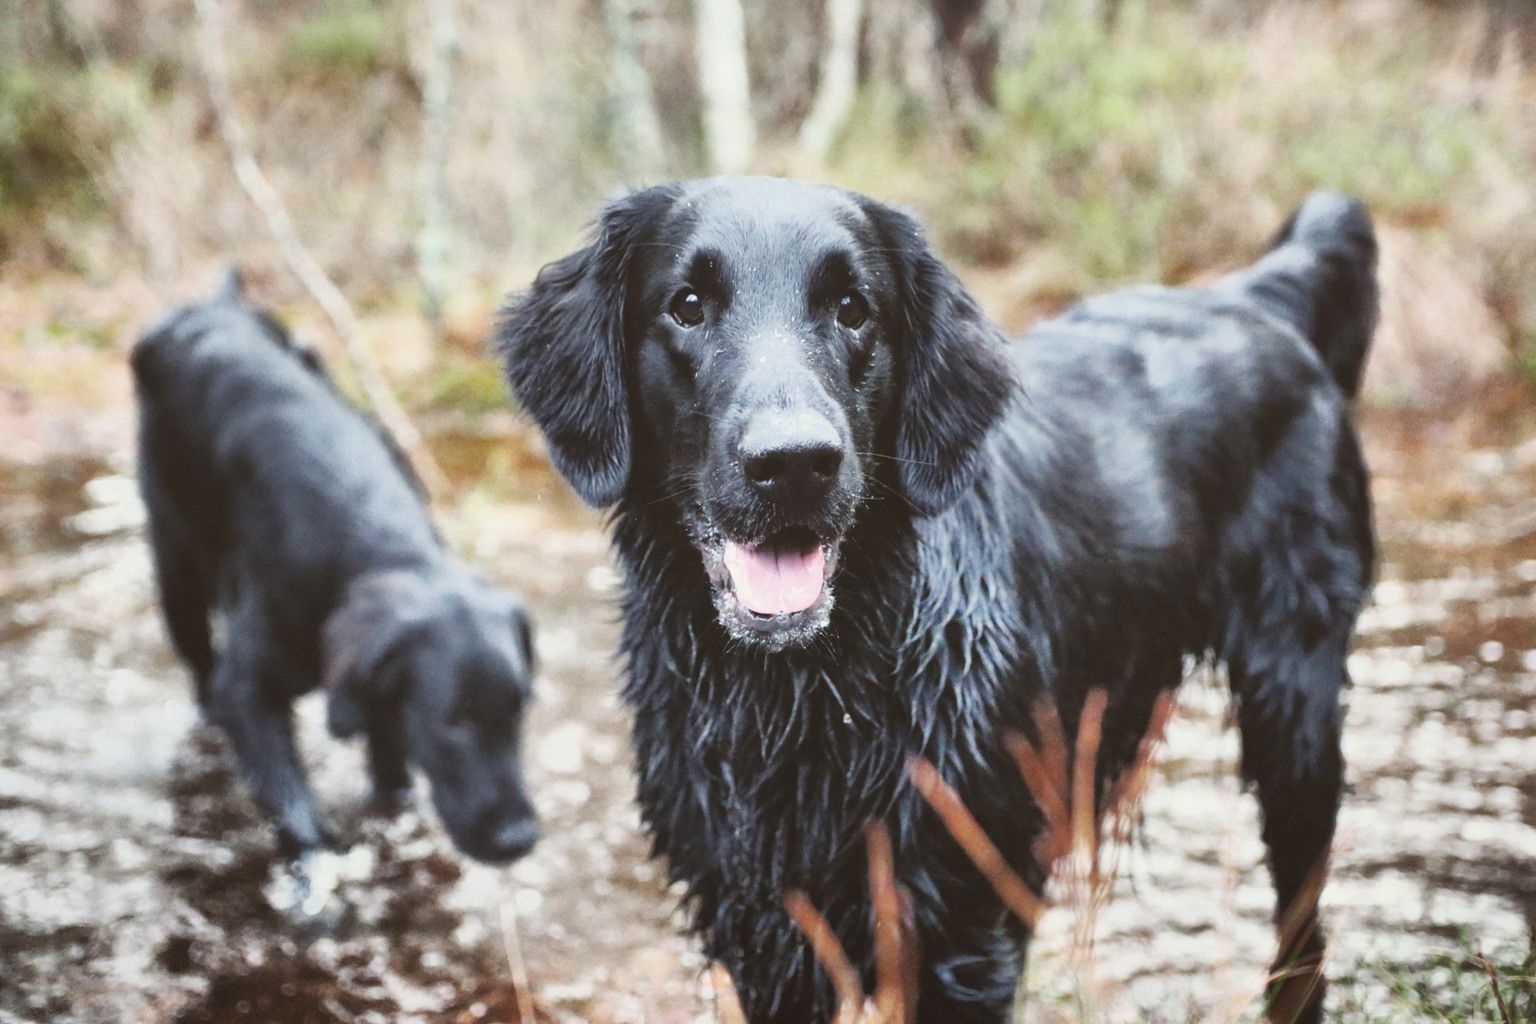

left=1, top=405, right=1533, bottom=1023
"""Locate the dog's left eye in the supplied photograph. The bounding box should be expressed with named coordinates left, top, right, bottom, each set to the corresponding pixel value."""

left=836, top=291, right=869, bottom=330
left=670, top=289, right=705, bottom=328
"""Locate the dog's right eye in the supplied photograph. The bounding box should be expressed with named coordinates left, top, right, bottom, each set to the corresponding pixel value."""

left=669, top=289, right=705, bottom=328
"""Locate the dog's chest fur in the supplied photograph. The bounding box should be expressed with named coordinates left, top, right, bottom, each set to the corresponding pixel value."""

left=608, top=493, right=1049, bottom=1006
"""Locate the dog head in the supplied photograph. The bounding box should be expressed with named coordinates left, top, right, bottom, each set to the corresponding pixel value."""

left=499, top=177, right=1014, bottom=650
left=324, top=570, right=539, bottom=862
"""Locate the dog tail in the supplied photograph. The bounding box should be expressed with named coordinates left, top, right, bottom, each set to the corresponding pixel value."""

left=1229, top=191, right=1379, bottom=398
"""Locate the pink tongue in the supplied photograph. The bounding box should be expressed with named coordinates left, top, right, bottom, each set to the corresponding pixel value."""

left=722, top=539, right=825, bottom=615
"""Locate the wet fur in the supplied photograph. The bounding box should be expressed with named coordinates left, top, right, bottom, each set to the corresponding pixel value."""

left=133, top=281, right=538, bottom=863
left=499, top=182, right=1377, bottom=1022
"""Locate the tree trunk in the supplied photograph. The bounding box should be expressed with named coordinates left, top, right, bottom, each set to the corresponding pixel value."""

left=932, top=0, right=1001, bottom=112
left=798, top=0, right=865, bottom=162
left=692, top=0, right=755, bottom=174
left=602, top=0, right=666, bottom=181
left=417, top=0, right=457, bottom=339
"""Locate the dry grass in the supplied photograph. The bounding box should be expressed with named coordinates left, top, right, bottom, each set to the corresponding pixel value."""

left=703, top=689, right=1187, bottom=1024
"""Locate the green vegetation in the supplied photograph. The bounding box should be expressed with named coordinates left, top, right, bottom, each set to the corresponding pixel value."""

left=0, top=57, right=155, bottom=259
left=0, top=0, right=1530, bottom=388
left=838, top=1, right=1526, bottom=289
left=1335, top=938, right=1536, bottom=1023
left=0, top=64, right=103, bottom=256
left=410, top=353, right=509, bottom=418
left=278, top=0, right=407, bottom=83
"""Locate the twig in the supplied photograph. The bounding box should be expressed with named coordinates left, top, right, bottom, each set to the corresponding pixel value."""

left=907, top=756, right=1046, bottom=927
left=1069, top=689, right=1108, bottom=880
left=498, top=901, right=537, bottom=1024
left=784, top=891, right=868, bottom=1023
left=865, top=822, right=916, bottom=1024
left=1006, top=700, right=1073, bottom=864
left=1103, top=690, right=1178, bottom=817
left=192, top=0, right=448, bottom=498
left=1477, top=949, right=1517, bottom=1024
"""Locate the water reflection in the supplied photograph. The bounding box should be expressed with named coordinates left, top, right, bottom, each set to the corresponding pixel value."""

left=0, top=408, right=1531, bottom=1022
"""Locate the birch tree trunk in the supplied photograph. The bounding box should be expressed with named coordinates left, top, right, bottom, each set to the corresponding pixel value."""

left=798, top=0, right=865, bottom=162
left=603, top=0, right=666, bottom=181
left=417, top=0, right=457, bottom=338
left=692, top=0, right=755, bottom=174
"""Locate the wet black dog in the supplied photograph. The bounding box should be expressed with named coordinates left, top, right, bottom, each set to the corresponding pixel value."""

left=134, top=274, right=538, bottom=865
left=499, top=179, right=1376, bottom=1023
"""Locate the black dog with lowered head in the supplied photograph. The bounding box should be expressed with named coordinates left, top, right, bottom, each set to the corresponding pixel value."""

left=499, top=178, right=1376, bottom=1023
left=134, top=274, right=539, bottom=865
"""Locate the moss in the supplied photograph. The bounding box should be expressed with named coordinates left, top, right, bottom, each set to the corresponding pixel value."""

left=411, top=356, right=510, bottom=419
left=278, top=2, right=406, bottom=83
left=0, top=66, right=97, bottom=234
left=0, top=61, right=152, bottom=258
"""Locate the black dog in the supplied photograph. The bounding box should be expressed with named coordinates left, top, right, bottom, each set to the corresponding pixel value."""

left=134, top=274, right=539, bottom=865
left=499, top=179, right=1376, bottom=1022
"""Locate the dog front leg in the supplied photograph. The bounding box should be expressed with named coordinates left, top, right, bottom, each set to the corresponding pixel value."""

left=365, top=707, right=413, bottom=811
left=208, top=617, right=336, bottom=857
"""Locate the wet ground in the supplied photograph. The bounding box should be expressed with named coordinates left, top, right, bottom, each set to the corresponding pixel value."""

left=1, top=399, right=1533, bottom=1024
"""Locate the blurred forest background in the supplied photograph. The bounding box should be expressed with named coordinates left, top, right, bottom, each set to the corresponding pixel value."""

left=3, top=0, right=1535, bottom=448
left=3, top=2, right=1536, bottom=1023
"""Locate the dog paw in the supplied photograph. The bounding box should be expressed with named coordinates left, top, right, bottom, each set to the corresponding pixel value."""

left=264, top=846, right=376, bottom=926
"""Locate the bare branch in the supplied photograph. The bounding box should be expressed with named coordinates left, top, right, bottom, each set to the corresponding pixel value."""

left=192, top=0, right=447, bottom=499
left=783, top=890, right=867, bottom=1022
left=907, top=755, right=1046, bottom=927
left=498, top=901, right=537, bottom=1024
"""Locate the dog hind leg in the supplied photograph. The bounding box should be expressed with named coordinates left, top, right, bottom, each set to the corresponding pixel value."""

left=142, top=458, right=216, bottom=703
left=1223, top=509, right=1367, bottom=1024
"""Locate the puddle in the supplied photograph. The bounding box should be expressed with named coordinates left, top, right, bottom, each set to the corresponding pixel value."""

left=1, top=405, right=1532, bottom=1023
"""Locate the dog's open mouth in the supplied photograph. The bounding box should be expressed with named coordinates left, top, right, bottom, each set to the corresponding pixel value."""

left=722, top=526, right=827, bottom=617
left=695, top=521, right=840, bottom=647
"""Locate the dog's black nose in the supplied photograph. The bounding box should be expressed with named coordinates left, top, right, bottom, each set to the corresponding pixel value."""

left=739, top=411, right=843, bottom=506
left=483, top=817, right=539, bottom=861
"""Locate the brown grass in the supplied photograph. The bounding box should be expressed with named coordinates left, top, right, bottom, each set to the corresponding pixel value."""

left=711, top=687, right=1191, bottom=1023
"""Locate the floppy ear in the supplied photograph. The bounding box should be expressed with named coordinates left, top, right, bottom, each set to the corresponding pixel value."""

left=322, top=572, right=436, bottom=738
left=861, top=199, right=1017, bottom=516
left=495, top=185, right=680, bottom=507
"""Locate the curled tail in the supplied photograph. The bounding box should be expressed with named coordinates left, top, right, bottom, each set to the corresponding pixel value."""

left=1229, top=191, right=1379, bottom=398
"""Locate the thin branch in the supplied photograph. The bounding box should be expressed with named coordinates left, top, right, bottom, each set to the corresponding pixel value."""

left=193, top=0, right=448, bottom=499
left=907, top=755, right=1046, bottom=927
left=498, top=901, right=537, bottom=1024
left=784, top=890, right=867, bottom=1021
left=865, top=822, right=916, bottom=1024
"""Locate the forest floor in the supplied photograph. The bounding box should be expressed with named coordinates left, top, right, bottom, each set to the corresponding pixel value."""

left=1, top=281, right=1534, bottom=1024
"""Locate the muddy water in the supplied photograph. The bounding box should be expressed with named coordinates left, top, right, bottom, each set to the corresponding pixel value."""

left=1, top=409, right=1532, bottom=1024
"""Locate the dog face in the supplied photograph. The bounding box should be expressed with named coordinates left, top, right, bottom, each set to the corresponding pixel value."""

left=325, top=573, right=539, bottom=862
left=500, top=177, right=1014, bottom=650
